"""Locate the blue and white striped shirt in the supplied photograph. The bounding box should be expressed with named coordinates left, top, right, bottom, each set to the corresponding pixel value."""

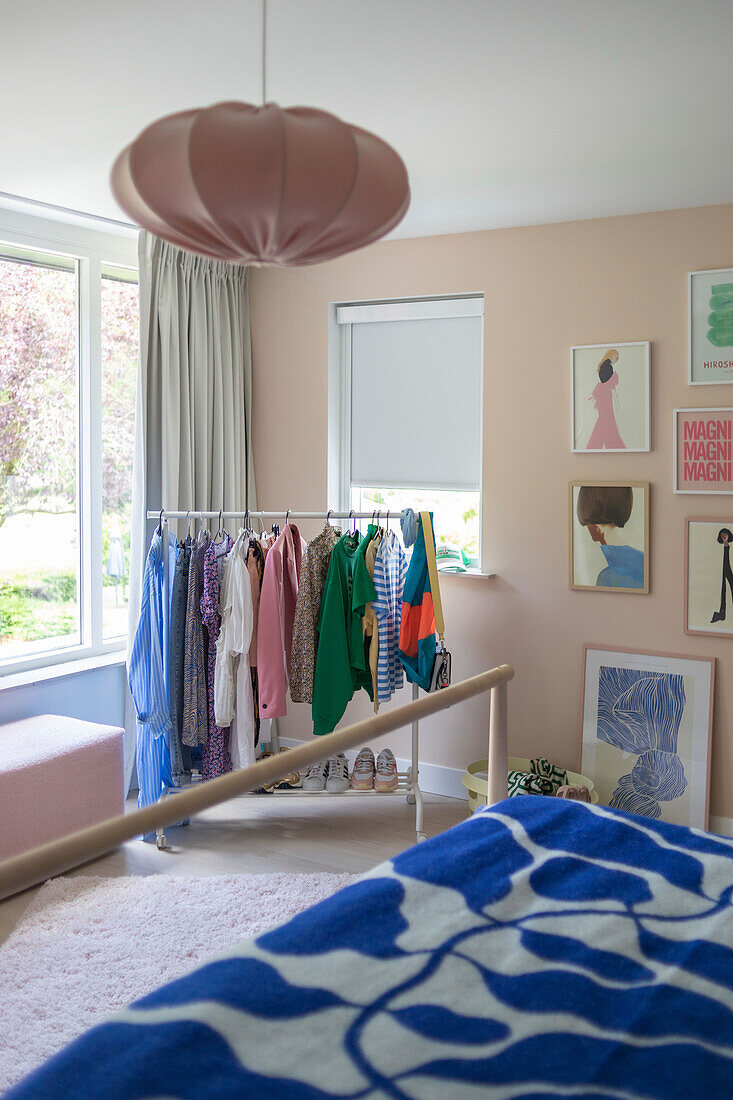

left=128, top=528, right=179, bottom=812
left=372, top=531, right=408, bottom=703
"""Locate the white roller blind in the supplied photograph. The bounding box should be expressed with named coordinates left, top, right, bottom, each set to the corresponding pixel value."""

left=347, top=306, right=483, bottom=490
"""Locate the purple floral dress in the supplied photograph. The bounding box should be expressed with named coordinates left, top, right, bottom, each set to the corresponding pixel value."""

left=201, top=536, right=233, bottom=780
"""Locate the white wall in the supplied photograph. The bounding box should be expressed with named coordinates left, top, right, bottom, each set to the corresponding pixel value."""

left=0, top=664, right=126, bottom=730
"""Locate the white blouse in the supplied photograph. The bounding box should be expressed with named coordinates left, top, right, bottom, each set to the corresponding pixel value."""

left=215, top=533, right=255, bottom=767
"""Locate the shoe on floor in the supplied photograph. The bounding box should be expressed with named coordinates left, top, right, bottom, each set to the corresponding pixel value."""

left=303, top=758, right=328, bottom=791
left=325, top=753, right=350, bottom=792
left=275, top=746, right=302, bottom=789
left=254, top=750, right=275, bottom=793
left=351, top=747, right=375, bottom=790
left=375, top=748, right=398, bottom=792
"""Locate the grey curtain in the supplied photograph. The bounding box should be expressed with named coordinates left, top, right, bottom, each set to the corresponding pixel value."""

left=124, top=232, right=256, bottom=791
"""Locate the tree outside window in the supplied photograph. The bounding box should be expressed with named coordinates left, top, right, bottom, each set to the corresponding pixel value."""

left=0, top=251, right=138, bottom=660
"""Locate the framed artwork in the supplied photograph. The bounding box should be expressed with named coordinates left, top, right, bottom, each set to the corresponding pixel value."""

left=570, top=342, right=650, bottom=452
left=689, top=268, right=733, bottom=385
left=685, top=517, right=733, bottom=637
left=580, top=645, right=714, bottom=830
left=674, top=408, right=733, bottom=494
left=569, top=481, right=649, bottom=593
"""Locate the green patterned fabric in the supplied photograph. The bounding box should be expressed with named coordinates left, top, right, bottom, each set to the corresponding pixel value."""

left=507, top=757, right=568, bottom=798
left=529, top=757, right=568, bottom=791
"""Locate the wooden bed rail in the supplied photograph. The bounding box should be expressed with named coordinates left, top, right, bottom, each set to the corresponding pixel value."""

left=0, top=665, right=513, bottom=901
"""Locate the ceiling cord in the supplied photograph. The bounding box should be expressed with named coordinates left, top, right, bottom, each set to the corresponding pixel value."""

left=262, top=0, right=268, bottom=105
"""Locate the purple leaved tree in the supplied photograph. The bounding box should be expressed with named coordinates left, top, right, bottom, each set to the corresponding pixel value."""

left=0, top=259, right=138, bottom=528
left=0, top=259, right=77, bottom=527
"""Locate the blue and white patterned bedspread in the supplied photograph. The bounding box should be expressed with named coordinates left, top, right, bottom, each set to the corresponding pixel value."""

left=9, top=797, right=733, bottom=1099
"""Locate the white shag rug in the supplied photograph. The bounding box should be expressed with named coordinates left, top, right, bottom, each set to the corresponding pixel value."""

left=0, top=871, right=358, bottom=1093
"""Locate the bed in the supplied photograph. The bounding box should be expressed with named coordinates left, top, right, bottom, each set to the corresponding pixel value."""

left=8, top=795, right=733, bottom=1099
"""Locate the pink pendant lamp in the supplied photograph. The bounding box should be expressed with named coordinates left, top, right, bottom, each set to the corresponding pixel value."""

left=110, top=5, right=410, bottom=266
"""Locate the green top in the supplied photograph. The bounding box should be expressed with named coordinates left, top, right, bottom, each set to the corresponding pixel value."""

left=349, top=524, right=379, bottom=674
left=312, top=529, right=375, bottom=735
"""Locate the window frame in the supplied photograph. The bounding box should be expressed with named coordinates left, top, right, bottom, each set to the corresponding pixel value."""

left=328, top=293, right=484, bottom=568
left=0, top=198, right=138, bottom=678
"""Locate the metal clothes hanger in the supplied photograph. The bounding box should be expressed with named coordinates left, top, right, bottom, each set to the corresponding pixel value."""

left=235, top=508, right=246, bottom=548
left=157, top=508, right=164, bottom=534
left=233, top=515, right=248, bottom=555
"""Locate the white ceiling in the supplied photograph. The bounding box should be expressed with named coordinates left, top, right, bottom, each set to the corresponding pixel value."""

left=2, top=0, right=733, bottom=239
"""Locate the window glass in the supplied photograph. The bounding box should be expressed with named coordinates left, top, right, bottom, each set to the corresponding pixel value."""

left=0, top=251, right=80, bottom=660
left=101, top=266, right=138, bottom=641
left=350, top=486, right=480, bottom=566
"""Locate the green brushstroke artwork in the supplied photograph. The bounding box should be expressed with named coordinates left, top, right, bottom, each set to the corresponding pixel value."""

left=707, top=282, right=733, bottom=348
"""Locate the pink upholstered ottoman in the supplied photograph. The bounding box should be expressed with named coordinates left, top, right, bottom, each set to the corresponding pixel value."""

left=0, top=715, right=124, bottom=862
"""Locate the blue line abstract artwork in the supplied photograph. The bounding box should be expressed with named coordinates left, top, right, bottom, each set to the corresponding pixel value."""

left=597, top=666, right=688, bottom=819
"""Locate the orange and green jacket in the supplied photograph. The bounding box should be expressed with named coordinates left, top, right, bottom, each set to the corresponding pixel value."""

left=398, top=513, right=437, bottom=691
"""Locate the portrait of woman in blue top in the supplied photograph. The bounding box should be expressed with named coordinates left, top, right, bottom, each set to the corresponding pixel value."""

left=576, top=484, right=645, bottom=589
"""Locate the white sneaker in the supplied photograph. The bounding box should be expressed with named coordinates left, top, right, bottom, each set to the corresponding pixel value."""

left=326, top=753, right=350, bottom=792
left=303, top=759, right=328, bottom=791
left=375, top=748, right=398, bottom=792
left=351, top=747, right=375, bottom=790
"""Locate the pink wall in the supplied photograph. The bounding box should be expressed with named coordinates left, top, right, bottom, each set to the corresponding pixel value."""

left=250, top=203, right=733, bottom=822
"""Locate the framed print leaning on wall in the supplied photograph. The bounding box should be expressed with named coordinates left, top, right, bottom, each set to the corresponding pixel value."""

left=685, top=517, right=733, bottom=637
left=689, top=268, right=733, bottom=384
left=571, top=342, right=650, bottom=452
left=580, top=645, right=714, bottom=830
left=569, top=481, right=649, bottom=593
left=674, top=408, right=733, bottom=494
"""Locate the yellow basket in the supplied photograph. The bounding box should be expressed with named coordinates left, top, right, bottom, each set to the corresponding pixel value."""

left=461, top=756, right=599, bottom=814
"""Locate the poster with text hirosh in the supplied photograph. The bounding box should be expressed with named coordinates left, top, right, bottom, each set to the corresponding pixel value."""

left=689, top=268, right=733, bottom=384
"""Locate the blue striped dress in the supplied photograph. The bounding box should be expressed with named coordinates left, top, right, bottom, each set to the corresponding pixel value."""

left=128, top=528, right=179, bottom=829
left=372, top=531, right=408, bottom=703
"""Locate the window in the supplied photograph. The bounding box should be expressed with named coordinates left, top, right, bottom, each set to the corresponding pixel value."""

left=101, top=265, right=138, bottom=641
left=332, top=295, right=483, bottom=566
left=0, top=250, right=80, bottom=659
left=0, top=207, right=138, bottom=675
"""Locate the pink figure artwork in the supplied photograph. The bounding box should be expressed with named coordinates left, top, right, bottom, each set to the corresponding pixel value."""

left=587, top=349, right=625, bottom=450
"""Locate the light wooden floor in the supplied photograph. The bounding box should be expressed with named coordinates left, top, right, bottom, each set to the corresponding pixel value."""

left=0, top=791, right=467, bottom=948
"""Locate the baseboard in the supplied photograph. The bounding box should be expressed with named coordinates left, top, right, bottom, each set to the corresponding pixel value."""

left=396, top=757, right=468, bottom=800
left=278, top=738, right=468, bottom=801
left=709, top=815, right=733, bottom=838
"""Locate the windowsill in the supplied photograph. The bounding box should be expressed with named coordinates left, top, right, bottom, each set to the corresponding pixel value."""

left=0, top=650, right=127, bottom=693
left=438, top=569, right=496, bottom=580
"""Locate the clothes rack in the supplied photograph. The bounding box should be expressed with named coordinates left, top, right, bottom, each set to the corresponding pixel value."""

left=145, top=507, right=427, bottom=847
